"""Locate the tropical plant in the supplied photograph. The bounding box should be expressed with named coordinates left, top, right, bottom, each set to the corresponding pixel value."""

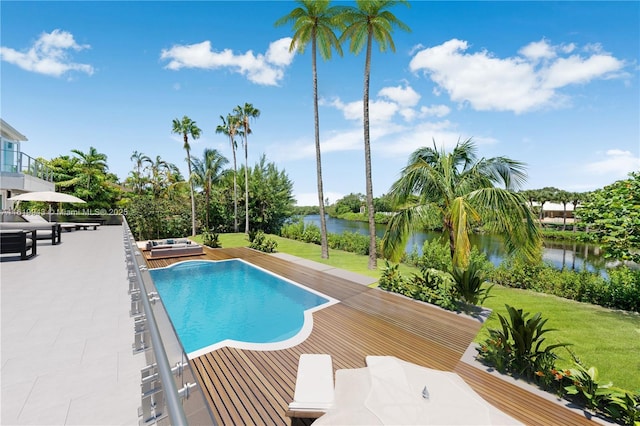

left=479, top=305, right=570, bottom=379
left=340, top=0, right=411, bottom=269
left=191, top=148, right=229, bottom=230
left=451, top=258, right=494, bottom=305
left=275, top=0, right=344, bottom=260
left=129, top=151, right=151, bottom=194
left=216, top=114, right=242, bottom=232
left=248, top=230, right=278, bottom=253
left=577, top=172, right=640, bottom=264
left=246, top=154, right=296, bottom=234
left=233, top=103, right=260, bottom=234
left=382, top=139, right=541, bottom=269
left=171, top=115, right=202, bottom=236
left=564, top=364, right=613, bottom=411
left=201, top=229, right=221, bottom=248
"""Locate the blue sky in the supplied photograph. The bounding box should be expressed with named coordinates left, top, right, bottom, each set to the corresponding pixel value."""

left=2, top=1, right=638, bottom=205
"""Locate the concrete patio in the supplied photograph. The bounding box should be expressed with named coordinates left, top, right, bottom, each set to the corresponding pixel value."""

left=1, top=224, right=145, bottom=425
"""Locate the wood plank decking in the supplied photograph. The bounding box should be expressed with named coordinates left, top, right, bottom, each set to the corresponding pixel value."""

left=145, top=247, right=594, bottom=426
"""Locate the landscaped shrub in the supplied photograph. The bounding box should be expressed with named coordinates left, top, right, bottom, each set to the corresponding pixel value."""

left=416, top=239, right=452, bottom=272
left=378, top=262, right=459, bottom=311
left=248, top=230, right=278, bottom=253
left=490, top=255, right=640, bottom=313
left=478, top=305, right=570, bottom=379
left=280, top=218, right=305, bottom=240
left=452, top=259, right=494, bottom=305
left=478, top=306, right=640, bottom=425
left=408, top=267, right=458, bottom=311
left=202, top=229, right=221, bottom=248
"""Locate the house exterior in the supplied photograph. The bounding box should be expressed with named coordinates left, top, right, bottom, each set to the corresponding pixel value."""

left=0, top=119, right=54, bottom=209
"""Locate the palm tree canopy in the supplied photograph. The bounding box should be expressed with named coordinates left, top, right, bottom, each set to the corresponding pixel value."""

left=191, top=148, right=229, bottom=189
left=172, top=115, right=201, bottom=150
left=233, top=103, right=260, bottom=138
left=340, top=0, right=410, bottom=55
left=382, top=138, right=540, bottom=267
left=274, top=0, right=344, bottom=60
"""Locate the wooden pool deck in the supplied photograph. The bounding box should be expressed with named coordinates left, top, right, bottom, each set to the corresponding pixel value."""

left=145, top=246, right=594, bottom=425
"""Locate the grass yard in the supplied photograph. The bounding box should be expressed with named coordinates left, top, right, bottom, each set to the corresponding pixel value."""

left=198, top=233, right=640, bottom=392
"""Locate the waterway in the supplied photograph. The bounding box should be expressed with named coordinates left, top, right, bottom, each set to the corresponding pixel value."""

left=302, top=215, right=611, bottom=274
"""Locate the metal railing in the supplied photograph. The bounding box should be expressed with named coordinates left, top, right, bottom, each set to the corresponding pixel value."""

left=0, top=149, right=54, bottom=181
left=122, top=218, right=216, bottom=425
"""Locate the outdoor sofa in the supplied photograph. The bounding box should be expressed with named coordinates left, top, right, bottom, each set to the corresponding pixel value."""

left=0, top=222, right=61, bottom=245
left=0, top=229, right=37, bottom=260
left=146, top=238, right=204, bottom=259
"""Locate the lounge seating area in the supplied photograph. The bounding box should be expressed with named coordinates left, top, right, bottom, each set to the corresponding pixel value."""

left=145, top=238, right=204, bottom=259
left=288, top=354, right=521, bottom=425
left=22, top=214, right=101, bottom=231
left=0, top=229, right=37, bottom=260
left=0, top=221, right=61, bottom=245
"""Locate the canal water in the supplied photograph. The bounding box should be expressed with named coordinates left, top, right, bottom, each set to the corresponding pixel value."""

left=302, top=215, right=610, bottom=274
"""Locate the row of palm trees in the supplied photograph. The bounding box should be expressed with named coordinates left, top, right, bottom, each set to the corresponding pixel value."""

left=276, top=0, right=411, bottom=269
left=171, top=103, right=260, bottom=237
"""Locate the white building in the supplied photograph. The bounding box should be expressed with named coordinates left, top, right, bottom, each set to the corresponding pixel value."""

left=0, top=119, right=54, bottom=209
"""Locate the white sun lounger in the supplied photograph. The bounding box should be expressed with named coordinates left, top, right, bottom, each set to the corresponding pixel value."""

left=287, top=354, right=334, bottom=417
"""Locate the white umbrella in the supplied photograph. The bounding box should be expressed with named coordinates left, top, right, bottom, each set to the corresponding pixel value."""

left=8, top=191, right=86, bottom=220
left=8, top=191, right=86, bottom=204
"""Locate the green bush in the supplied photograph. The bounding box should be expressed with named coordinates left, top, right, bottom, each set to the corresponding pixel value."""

left=479, top=307, right=639, bottom=425
left=490, top=255, right=639, bottom=313
left=202, top=230, right=221, bottom=248
left=248, top=230, right=278, bottom=253
left=478, top=305, right=570, bottom=379
left=452, top=259, right=494, bottom=305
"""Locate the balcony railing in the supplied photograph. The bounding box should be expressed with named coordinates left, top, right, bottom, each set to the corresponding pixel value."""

left=1, top=149, right=54, bottom=182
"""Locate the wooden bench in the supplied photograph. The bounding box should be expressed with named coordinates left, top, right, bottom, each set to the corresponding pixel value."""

left=0, top=230, right=37, bottom=260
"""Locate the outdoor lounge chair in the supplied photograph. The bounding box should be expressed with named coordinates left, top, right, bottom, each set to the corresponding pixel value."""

left=312, top=356, right=522, bottom=425
left=22, top=214, right=100, bottom=231
left=286, top=354, right=335, bottom=418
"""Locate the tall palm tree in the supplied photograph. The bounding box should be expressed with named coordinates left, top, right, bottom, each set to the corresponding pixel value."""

left=382, top=139, right=541, bottom=269
left=171, top=115, right=201, bottom=236
left=341, top=0, right=410, bottom=269
left=275, top=0, right=344, bottom=260
left=216, top=114, right=242, bottom=233
left=130, top=150, right=151, bottom=194
left=191, top=148, right=229, bottom=230
left=233, top=103, right=260, bottom=234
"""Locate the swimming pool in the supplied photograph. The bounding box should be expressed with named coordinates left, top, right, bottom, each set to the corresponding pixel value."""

left=149, top=259, right=338, bottom=358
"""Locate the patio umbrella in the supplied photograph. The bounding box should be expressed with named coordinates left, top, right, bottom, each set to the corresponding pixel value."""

left=8, top=191, right=86, bottom=220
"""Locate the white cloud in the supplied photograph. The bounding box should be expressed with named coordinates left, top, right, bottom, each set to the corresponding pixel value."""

left=327, top=98, right=399, bottom=124
left=519, top=39, right=556, bottom=62
left=0, top=29, right=94, bottom=77
left=410, top=38, right=626, bottom=113
left=419, top=104, right=451, bottom=118
left=584, top=149, right=640, bottom=176
left=160, top=37, right=294, bottom=86
left=378, top=84, right=421, bottom=107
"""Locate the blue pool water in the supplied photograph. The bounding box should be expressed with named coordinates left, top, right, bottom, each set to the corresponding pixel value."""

left=149, top=260, right=332, bottom=355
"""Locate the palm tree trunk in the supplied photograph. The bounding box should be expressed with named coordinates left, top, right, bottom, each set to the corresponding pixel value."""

left=244, top=135, right=249, bottom=234
left=232, top=148, right=239, bottom=233
left=185, top=145, right=196, bottom=237
left=205, top=181, right=210, bottom=230
left=312, top=34, right=329, bottom=259
left=363, top=31, right=377, bottom=269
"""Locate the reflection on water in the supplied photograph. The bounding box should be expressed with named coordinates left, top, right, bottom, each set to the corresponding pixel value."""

left=302, top=215, right=612, bottom=274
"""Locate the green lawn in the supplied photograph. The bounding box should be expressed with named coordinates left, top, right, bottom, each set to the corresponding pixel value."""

left=200, top=233, right=640, bottom=392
